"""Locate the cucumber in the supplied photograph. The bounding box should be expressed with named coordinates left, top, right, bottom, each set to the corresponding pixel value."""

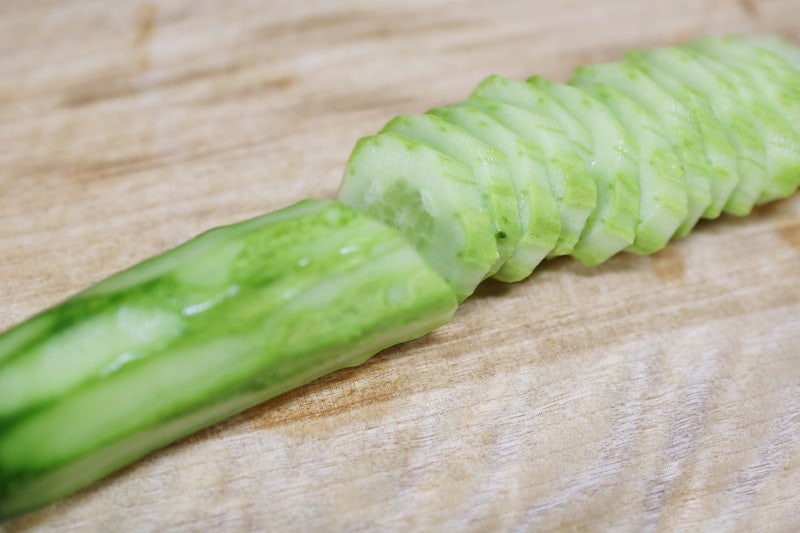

left=472, top=74, right=636, bottom=264
left=427, top=103, right=561, bottom=280
left=466, top=95, right=597, bottom=257
left=0, top=199, right=458, bottom=519
left=4, top=34, right=800, bottom=521
left=685, top=37, right=800, bottom=202
left=380, top=114, right=523, bottom=280
left=337, top=132, right=499, bottom=300
left=527, top=76, right=640, bottom=266
left=633, top=46, right=768, bottom=215
left=472, top=75, right=595, bottom=159
left=571, top=59, right=725, bottom=229
left=569, top=76, right=688, bottom=254
left=743, top=34, right=800, bottom=72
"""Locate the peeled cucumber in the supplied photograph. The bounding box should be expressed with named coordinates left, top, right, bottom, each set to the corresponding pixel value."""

left=338, top=132, right=501, bottom=301
left=465, top=95, right=597, bottom=257
left=380, top=114, right=523, bottom=280
left=635, top=46, right=769, bottom=215
left=427, top=103, right=562, bottom=280
left=0, top=199, right=458, bottom=519
left=2, top=34, right=800, bottom=521
left=685, top=37, right=800, bottom=202
left=570, top=77, right=689, bottom=254
left=570, top=59, right=726, bottom=228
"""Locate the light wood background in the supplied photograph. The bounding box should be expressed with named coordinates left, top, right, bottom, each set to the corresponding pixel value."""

left=1, top=1, right=799, bottom=531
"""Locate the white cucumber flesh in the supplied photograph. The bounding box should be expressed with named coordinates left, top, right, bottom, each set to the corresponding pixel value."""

left=574, top=58, right=725, bottom=228
left=685, top=37, right=800, bottom=203
left=338, top=132, right=499, bottom=300
left=570, top=77, right=689, bottom=254
left=528, top=76, right=640, bottom=266
left=635, top=46, right=768, bottom=216
left=380, top=114, right=522, bottom=279
left=466, top=95, right=597, bottom=258
left=428, top=103, right=561, bottom=280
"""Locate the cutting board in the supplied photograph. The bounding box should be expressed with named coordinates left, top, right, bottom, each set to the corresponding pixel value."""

left=2, top=1, right=799, bottom=530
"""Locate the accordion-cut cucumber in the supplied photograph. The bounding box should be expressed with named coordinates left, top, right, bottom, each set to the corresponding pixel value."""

left=630, top=56, right=735, bottom=223
left=0, top=199, right=458, bottom=519
left=571, top=59, right=726, bottom=230
left=527, top=76, right=640, bottom=266
left=636, top=46, right=768, bottom=215
left=466, top=95, right=597, bottom=257
left=380, top=114, right=523, bottom=280
left=3, top=34, right=800, bottom=521
left=338, top=132, right=499, bottom=300
left=571, top=78, right=688, bottom=254
left=428, top=103, right=561, bottom=280
left=472, top=75, right=595, bottom=159
left=685, top=38, right=800, bottom=202
left=743, top=34, right=800, bottom=72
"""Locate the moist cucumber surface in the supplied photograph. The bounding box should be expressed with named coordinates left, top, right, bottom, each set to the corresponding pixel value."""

left=570, top=77, right=688, bottom=254
left=571, top=59, right=725, bottom=229
left=380, top=114, right=522, bottom=279
left=472, top=75, right=595, bottom=158
left=338, top=132, right=499, bottom=300
left=685, top=38, right=800, bottom=202
left=428, top=103, right=561, bottom=280
left=527, top=75, right=640, bottom=266
left=3, top=34, right=800, bottom=522
left=634, top=46, right=768, bottom=215
left=466, top=95, right=597, bottom=258
left=0, top=199, right=458, bottom=519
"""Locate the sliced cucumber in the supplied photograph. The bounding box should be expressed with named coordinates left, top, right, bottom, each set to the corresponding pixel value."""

left=633, top=46, right=768, bottom=215
left=527, top=76, right=640, bottom=266
left=0, top=199, right=458, bottom=519
left=427, top=103, right=561, bottom=280
left=685, top=37, right=800, bottom=202
left=466, top=95, right=596, bottom=258
left=338, top=132, right=499, bottom=300
left=472, top=75, right=595, bottom=159
left=743, top=34, right=800, bottom=72
left=571, top=59, right=725, bottom=230
left=380, top=114, right=522, bottom=280
left=570, top=76, right=688, bottom=254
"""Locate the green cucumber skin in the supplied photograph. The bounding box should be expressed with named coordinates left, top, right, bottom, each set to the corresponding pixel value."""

left=0, top=199, right=457, bottom=519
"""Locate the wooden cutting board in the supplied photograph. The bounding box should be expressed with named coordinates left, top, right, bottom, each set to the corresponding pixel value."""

left=2, top=1, right=799, bottom=530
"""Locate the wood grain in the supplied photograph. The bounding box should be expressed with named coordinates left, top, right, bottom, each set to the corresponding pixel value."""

left=1, top=0, right=799, bottom=531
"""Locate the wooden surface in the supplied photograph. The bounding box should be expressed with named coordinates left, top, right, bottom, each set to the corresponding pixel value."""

left=1, top=1, right=799, bottom=531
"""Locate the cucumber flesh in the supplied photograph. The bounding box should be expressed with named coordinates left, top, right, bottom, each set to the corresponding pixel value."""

left=0, top=199, right=458, bottom=519
left=572, top=59, right=726, bottom=229
left=380, top=114, right=522, bottom=279
left=743, top=34, right=800, bottom=72
left=466, top=95, right=596, bottom=257
left=472, top=75, right=595, bottom=159
left=527, top=76, right=640, bottom=266
left=428, top=103, right=561, bottom=280
left=635, top=46, right=768, bottom=215
left=338, top=132, right=499, bottom=300
left=685, top=37, right=800, bottom=202
left=570, top=77, right=688, bottom=254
